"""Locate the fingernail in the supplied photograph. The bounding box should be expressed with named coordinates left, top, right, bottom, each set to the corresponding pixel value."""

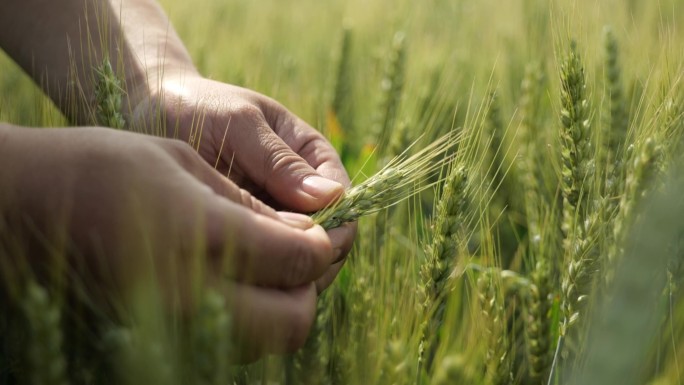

left=302, top=176, right=343, bottom=199
left=277, top=211, right=314, bottom=229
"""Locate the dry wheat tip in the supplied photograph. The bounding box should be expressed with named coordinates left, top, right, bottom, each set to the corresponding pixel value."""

left=312, top=132, right=460, bottom=229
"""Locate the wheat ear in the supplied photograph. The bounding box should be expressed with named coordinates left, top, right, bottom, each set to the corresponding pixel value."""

left=94, top=57, right=126, bottom=129
left=312, top=132, right=460, bottom=229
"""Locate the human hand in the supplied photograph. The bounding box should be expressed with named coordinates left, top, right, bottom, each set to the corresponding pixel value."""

left=0, top=125, right=334, bottom=357
left=131, top=74, right=357, bottom=292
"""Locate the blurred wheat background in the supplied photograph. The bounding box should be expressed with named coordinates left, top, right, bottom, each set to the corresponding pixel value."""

left=2, top=0, right=684, bottom=384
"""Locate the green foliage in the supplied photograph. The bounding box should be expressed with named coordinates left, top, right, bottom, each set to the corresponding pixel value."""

left=3, top=0, right=684, bottom=384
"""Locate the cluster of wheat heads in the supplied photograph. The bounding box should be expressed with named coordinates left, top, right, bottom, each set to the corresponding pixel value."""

left=4, top=10, right=684, bottom=385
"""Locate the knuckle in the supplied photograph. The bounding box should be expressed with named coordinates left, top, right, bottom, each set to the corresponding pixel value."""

left=234, top=103, right=265, bottom=123
left=266, top=148, right=305, bottom=177
left=167, top=139, right=203, bottom=165
left=168, top=138, right=195, bottom=156
left=204, top=210, right=226, bottom=258
left=284, top=301, right=315, bottom=352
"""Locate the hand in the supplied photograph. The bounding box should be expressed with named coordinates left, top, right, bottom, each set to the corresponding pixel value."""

left=131, top=74, right=357, bottom=292
left=0, top=126, right=334, bottom=358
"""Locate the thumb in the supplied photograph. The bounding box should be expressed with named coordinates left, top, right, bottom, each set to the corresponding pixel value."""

left=231, top=117, right=343, bottom=212
left=260, top=142, right=344, bottom=212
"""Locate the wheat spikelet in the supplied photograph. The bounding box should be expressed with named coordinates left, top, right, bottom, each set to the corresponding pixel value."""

left=417, top=164, right=469, bottom=370
left=485, top=91, right=506, bottom=198
left=602, top=26, right=629, bottom=171
left=556, top=41, right=602, bottom=342
left=517, top=70, right=556, bottom=375
left=559, top=213, right=601, bottom=331
left=477, top=270, right=512, bottom=385
left=608, top=138, right=661, bottom=270
left=312, top=132, right=459, bottom=229
left=94, top=57, right=126, bottom=129
left=559, top=41, right=594, bottom=243
left=518, top=63, right=547, bottom=244
left=525, top=261, right=553, bottom=382
left=371, top=31, right=407, bottom=157
left=331, top=28, right=354, bottom=131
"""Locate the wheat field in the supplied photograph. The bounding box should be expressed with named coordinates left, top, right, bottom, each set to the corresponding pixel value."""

left=2, top=0, right=684, bottom=384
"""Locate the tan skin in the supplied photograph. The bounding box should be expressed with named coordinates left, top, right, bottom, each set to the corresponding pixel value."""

left=0, top=0, right=356, bottom=358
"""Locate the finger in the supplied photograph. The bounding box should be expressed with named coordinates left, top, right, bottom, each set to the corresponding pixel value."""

left=228, top=282, right=317, bottom=359
left=277, top=211, right=315, bottom=230
left=258, top=100, right=350, bottom=188
left=162, top=138, right=279, bottom=220
left=282, top=116, right=351, bottom=188
left=270, top=115, right=358, bottom=266
left=327, top=222, right=356, bottom=263
left=205, top=198, right=334, bottom=287
left=315, top=259, right=346, bottom=294
left=226, top=106, right=344, bottom=213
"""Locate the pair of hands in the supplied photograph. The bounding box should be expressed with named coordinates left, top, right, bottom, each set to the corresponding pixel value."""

left=132, top=74, right=356, bottom=292
left=5, top=74, right=355, bottom=359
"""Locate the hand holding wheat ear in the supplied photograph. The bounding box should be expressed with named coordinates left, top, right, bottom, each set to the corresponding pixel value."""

left=130, top=75, right=357, bottom=281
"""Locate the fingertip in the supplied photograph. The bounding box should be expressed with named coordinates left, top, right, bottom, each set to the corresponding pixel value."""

left=301, top=175, right=344, bottom=205
left=229, top=283, right=317, bottom=358
left=277, top=211, right=314, bottom=229
left=306, top=223, right=334, bottom=257
left=327, top=222, right=357, bottom=263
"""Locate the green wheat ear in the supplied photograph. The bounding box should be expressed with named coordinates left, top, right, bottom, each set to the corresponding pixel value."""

left=311, top=131, right=461, bottom=230
left=371, top=31, right=407, bottom=157
left=94, top=58, right=126, bottom=129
